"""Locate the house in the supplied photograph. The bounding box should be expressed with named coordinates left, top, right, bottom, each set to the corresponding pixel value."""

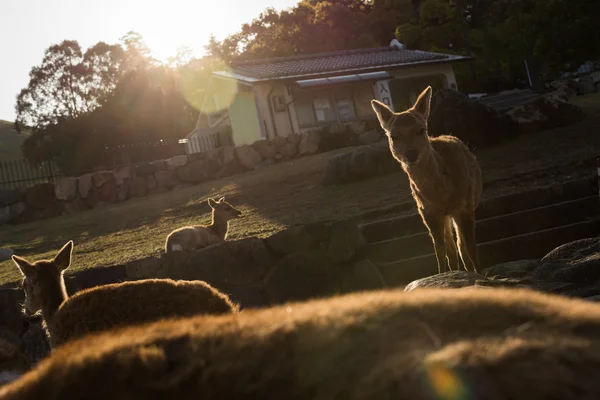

left=192, top=40, right=471, bottom=151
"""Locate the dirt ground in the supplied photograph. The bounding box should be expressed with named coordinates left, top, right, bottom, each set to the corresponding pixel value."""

left=0, top=93, right=598, bottom=285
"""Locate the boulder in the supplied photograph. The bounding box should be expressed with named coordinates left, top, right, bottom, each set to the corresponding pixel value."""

left=534, top=238, right=600, bottom=284
left=327, top=219, right=367, bottom=263
left=322, top=142, right=402, bottom=185
left=287, top=133, right=301, bottom=147
left=264, top=249, right=341, bottom=304
left=77, top=173, right=93, bottom=199
left=0, top=248, right=14, bottom=262
left=346, top=121, right=368, bottom=135
left=63, top=198, right=86, bottom=215
left=114, top=166, right=133, bottom=186
left=358, top=129, right=382, bottom=145
left=429, top=89, right=517, bottom=148
left=578, top=76, right=596, bottom=95
left=150, top=160, right=167, bottom=172
left=506, top=96, right=585, bottom=134
left=166, top=155, right=187, bottom=169
left=155, top=170, right=176, bottom=190
left=218, top=158, right=245, bottom=178
left=278, top=142, right=298, bottom=158
left=135, top=163, right=156, bottom=178
left=318, top=126, right=358, bottom=152
left=252, top=140, right=277, bottom=160
left=212, top=284, right=270, bottom=310
left=98, top=176, right=118, bottom=203
left=404, top=271, right=489, bottom=291
left=235, top=145, right=262, bottom=169
left=0, top=190, right=18, bottom=207
left=273, top=136, right=287, bottom=148
left=118, top=182, right=130, bottom=202
left=298, top=131, right=321, bottom=155
left=54, top=177, right=78, bottom=201
left=91, top=171, right=113, bottom=188
left=178, top=158, right=221, bottom=184
left=341, top=259, right=386, bottom=293
left=483, top=260, right=540, bottom=278
left=125, top=256, right=168, bottom=280
left=265, top=222, right=331, bottom=255
left=130, top=177, right=147, bottom=198
left=146, top=175, right=157, bottom=191
left=24, top=183, right=56, bottom=210
left=166, top=238, right=272, bottom=287
left=222, top=145, right=236, bottom=164
left=0, top=202, right=26, bottom=224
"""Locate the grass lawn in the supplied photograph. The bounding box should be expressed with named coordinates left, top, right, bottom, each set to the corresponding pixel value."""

left=0, top=92, right=599, bottom=286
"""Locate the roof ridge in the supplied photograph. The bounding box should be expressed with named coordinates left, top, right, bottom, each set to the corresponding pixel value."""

left=231, top=46, right=393, bottom=66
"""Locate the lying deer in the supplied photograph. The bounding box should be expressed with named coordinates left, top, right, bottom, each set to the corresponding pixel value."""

left=165, top=197, right=242, bottom=253
left=11, top=241, right=238, bottom=348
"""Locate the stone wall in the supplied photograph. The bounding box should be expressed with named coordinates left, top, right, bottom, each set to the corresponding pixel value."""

left=0, top=122, right=384, bottom=226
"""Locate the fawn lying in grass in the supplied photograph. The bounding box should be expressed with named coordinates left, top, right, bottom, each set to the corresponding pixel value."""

left=11, top=241, right=238, bottom=349
left=165, top=197, right=242, bottom=253
left=3, top=287, right=600, bottom=399
left=372, top=86, right=483, bottom=273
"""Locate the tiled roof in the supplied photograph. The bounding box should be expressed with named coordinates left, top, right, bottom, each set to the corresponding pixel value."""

left=219, top=47, right=469, bottom=82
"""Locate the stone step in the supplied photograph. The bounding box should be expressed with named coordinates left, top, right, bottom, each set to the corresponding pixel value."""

left=361, top=178, right=593, bottom=243
left=375, top=216, right=600, bottom=287
left=367, top=195, right=600, bottom=264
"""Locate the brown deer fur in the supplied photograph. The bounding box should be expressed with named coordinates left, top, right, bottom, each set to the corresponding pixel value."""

left=3, top=288, right=600, bottom=399
left=371, top=87, right=483, bottom=273
left=11, top=242, right=238, bottom=349
left=165, top=197, right=242, bottom=253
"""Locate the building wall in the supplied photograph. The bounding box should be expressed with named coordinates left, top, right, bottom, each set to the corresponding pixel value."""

left=228, top=91, right=264, bottom=146
left=254, top=83, right=297, bottom=139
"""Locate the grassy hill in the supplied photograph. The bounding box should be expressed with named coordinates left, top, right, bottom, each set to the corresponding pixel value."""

left=0, top=120, right=26, bottom=161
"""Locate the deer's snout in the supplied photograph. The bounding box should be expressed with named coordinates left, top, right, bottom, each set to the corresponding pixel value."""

left=405, top=149, right=419, bottom=163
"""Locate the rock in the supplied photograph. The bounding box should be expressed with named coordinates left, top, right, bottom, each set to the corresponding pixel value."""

left=98, top=176, right=118, bottom=203
left=578, top=76, right=596, bottom=95
left=0, top=248, right=14, bottom=262
left=125, top=256, right=168, bottom=280
left=274, top=154, right=283, bottom=161
left=346, top=121, right=368, bottom=135
left=483, top=260, right=540, bottom=278
left=506, top=96, right=585, bottom=135
left=0, top=190, right=18, bottom=207
left=77, top=173, right=93, bottom=199
left=287, top=133, right=301, bottom=147
left=265, top=222, right=331, bottom=255
left=298, top=131, right=321, bottom=155
left=155, top=170, right=176, bottom=190
left=0, top=288, right=26, bottom=348
left=278, top=142, right=298, bottom=158
left=84, top=189, right=100, bottom=208
left=91, top=171, right=113, bottom=188
left=65, top=264, right=127, bottom=293
left=24, top=183, right=56, bottom=210
left=166, top=155, right=187, bottom=169
left=130, top=177, right=147, bottom=198
left=404, top=271, right=489, bottom=291
left=218, top=158, right=245, bottom=178
left=135, top=163, right=156, bottom=178
left=212, top=284, right=270, bottom=310
left=252, top=140, right=277, bottom=160
left=151, top=160, right=167, bottom=171
left=534, top=238, right=600, bottom=284
left=322, top=142, right=402, bottom=185
left=54, top=178, right=78, bottom=201
left=146, top=175, right=157, bottom=191
left=319, top=126, right=358, bottom=151
left=63, top=198, right=86, bottom=215
left=178, top=159, right=221, bottom=184
left=341, top=259, right=386, bottom=293
left=429, top=89, right=517, bottom=148
left=235, top=145, right=262, bottom=169
left=264, top=249, right=341, bottom=304
left=273, top=136, right=287, bottom=148
left=166, top=238, right=272, bottom=286
left=114, top=166, right=133, bottom=186
left=358, top=129, right=381, bottom=145
left=118, top=182, right=130, bottom=202
left=0, top=202, right=26, bottom=224
left=327, top=219, right=367, bottom=263
left=222, top=145, right=236, bottom=164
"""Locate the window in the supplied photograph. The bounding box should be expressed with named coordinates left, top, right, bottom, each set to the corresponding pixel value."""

left=335, top=91, right=356, bottom=121
left=313, top=96, right=335, bottom=122
left=295, top=97, right=315, bottom=127
left=294, top=87, right=365, bottom=129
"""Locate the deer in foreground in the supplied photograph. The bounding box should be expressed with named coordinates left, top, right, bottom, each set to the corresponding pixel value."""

left=165, top=197, right=242, bottom=253
left=4, top=287, right=600, bottom=399
left=11, top=242, right=238, bottom=349
left=371, top=86, right=483, bottom=273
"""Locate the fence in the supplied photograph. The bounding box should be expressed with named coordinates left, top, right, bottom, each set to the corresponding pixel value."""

left=184, top=129, right=234, bottom=155
left=0, top=159, right=60, bottom=191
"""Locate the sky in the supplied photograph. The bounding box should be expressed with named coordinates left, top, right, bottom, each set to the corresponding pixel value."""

left=0, top=0, right=299, bottom=122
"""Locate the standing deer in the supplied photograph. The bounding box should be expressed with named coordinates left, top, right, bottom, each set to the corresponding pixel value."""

left=371, top=86, right=483, bottom=273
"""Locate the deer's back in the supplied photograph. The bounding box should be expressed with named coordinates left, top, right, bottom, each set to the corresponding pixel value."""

left=50, top=279, right=237, bottom=347
left=5, top=288, right=600, bottom=399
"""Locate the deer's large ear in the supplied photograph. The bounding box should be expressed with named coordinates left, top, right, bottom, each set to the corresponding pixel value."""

left=53, top=241, right=73, bottom=272
left=412, top=86, right=432, bottom=119
left=371, top=100, right=394, bottom=130
left=12, top=255, right=34, bottom=277
left=208, top=198, right=217, bottom=208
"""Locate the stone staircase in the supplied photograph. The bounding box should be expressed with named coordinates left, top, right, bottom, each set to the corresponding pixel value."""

left=476, top=89, right=541, bottom=112
left=361, top=178, right=600, bottom=287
